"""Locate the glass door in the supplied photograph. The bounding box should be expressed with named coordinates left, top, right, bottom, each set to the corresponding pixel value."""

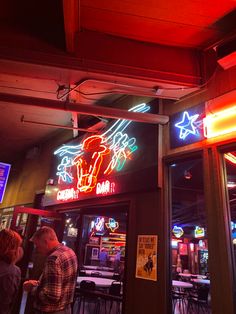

left=169, top=156, right=211, bottom=313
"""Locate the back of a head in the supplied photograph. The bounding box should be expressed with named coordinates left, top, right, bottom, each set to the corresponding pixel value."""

left=0, top=229, right=22, bottom=264
left=31, top=226, right=58, bottom=242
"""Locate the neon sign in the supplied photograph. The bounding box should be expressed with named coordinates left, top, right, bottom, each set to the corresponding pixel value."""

left=194, top=226, right=205, bottom=238
left=170, top=104, right=205, bottom=148
left=204, top=106, right=236, bottom=138
left=173, top=104, right=236, bottom=146
left=54, top=103, right=150, bottom=201
left=175, top=111, right=200, bottom=140
left=94, top=217, right=105, bottom=232
left=231, top=221, right=236, bottom=230
left=225, top=152, right=236, bottom=164
left=96, top=180, right=115, bottom=195
left=105, top=218, right=119, bottom=232
left=172, top=226, right=184, bottom=238
left=57, top=188, right=79, bottom=201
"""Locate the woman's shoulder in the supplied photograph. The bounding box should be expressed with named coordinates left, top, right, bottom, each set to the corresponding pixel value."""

left=0, top=260, right=21, bottom=277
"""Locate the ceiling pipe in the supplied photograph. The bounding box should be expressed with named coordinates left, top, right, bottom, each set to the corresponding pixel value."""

left=57, top=78, right=180, bottom=101
left=0, top=92, right=169, bottom=125
left=21, top=115, right=95, bottom=132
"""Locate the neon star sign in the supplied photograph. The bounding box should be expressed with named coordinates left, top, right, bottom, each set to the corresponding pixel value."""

left=175, top=111, right=200, bottom=140
left=105, top=218, right=119, bottom=232
left=53, top=103, right=150, bottom=200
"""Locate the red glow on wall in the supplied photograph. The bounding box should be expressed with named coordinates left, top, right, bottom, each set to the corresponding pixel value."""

left=204, top=106, right=236, bottom=138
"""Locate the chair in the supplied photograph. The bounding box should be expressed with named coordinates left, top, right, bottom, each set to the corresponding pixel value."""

left=107, top=281, right=122, bottom=314
left=172, top=290, right=186, bottom=314
left=112, top=273, right=121, bottom=281
left=187, top=285, right=210, bottom=313
left=76, top=280, right=100, bottom=314
left=91, top=271, right=102, bottom=277
left=79, top=269, right=86, bottom=276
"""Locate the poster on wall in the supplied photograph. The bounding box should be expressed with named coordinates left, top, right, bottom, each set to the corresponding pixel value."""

left=0, top=162, right=11, bottom=203
left=135, top=235, right=158, bottom=281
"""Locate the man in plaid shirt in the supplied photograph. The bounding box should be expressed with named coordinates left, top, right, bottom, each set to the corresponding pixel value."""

left=23, top=226, right=78, bottom=314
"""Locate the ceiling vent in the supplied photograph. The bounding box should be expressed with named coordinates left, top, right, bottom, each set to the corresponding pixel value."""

left=217, top=38, right=236, bottom=70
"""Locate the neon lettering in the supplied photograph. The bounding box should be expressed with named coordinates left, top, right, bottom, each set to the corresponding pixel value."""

left=57, top=188, right=79, bottom=201
left=96, top=180, right=115, bottom=195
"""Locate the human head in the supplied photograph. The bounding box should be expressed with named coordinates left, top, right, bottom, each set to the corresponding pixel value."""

left=0, top=229, right=22, bottom=264
left=30, top=226, right=59, bottom=255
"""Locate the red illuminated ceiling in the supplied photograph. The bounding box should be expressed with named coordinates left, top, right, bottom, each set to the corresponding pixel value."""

left=0, top=1, right=236, bottom=161
left=79, top=0, right=235, bottom=48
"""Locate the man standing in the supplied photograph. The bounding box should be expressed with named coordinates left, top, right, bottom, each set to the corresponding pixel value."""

left=23, top=226, right=78, bottom=314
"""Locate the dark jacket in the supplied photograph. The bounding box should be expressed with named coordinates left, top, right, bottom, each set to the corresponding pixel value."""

left=0, top=260, right=21, bottom=314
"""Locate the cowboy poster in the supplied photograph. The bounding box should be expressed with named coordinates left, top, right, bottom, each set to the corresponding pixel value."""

left=135, top=235, right=158, bottom=281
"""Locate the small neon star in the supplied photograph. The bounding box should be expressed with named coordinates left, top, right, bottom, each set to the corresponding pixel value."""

left=175, top=111, right=199, bottom=140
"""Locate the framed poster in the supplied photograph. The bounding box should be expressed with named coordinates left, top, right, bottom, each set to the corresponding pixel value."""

left=179, top=243, right=188, bottom=255
left=91, top=247, right=99, bottom=259
left=135, top=235, right=158, bottom=281
left=0, top=162, right=11, bottom=203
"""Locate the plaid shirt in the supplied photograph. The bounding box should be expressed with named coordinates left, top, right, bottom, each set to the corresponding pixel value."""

left=34, top=244, right=78, bottom=313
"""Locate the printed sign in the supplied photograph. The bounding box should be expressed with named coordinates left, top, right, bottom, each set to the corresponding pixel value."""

left=135, top=235, right=158, bottom=281
left=0, top=163, right=11, bottom=203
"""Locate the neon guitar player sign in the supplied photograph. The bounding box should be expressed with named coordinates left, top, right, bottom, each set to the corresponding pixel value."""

left=54, top=103, right=150, bottom=201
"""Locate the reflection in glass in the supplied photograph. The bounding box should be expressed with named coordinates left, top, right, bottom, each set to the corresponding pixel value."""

left=224, top=152, right=236, bottom=262
left=170, top=158, right=211, bottom=313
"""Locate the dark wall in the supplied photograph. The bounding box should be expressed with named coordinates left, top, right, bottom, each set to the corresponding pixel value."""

left=125, top=189, right=167, bottom=314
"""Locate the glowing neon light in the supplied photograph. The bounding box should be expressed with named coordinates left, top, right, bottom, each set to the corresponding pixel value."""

left=189, top=243, right=194, bottom=252
left=175, top=111, right=200, bottom=140
left=231, top=221, right=236, bottom=230
left=53, top=103, right=150, bottom=196
left=204, top=106, right=236, bottom=138
left=171, top=239, right=182, bottom=248
left=95, top=217, right=105, bottom=232
left=105, top=218, right=119, bottom=232
left=96, top=180, right=115, bottom=195
left=56, top=156, right=74, bottom=183
left=73, top=135, right=111, bottom=192
left=172, top=226, right=184, bottom=238
left=198, top=239, right=205, bottom=248
left=225, top=153, right=236, bottom=164
left=57, top=188, right=79, bottom=201
left=194, top=226, right=205, bottom=238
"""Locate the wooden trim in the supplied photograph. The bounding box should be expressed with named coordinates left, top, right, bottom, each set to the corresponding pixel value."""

left=63, top=0, right=80, bottom=53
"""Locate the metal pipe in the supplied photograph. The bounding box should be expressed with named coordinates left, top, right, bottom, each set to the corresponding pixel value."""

left=21, top=115, right=94, bottom=132
left=0, top=92, right=169, bottom=125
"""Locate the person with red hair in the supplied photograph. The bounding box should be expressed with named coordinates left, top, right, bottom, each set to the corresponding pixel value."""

left=0, top=228, right=23, bottom=314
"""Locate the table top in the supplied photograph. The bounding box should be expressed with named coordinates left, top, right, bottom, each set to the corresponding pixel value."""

left=179, top=273, right=207, bottom=279
left=84, top=270, right=115, bottom=278
left=178, top=273, right=192, bottom=277
left=83, top=265, right=114, bottom=271
left=77, top=276, right=115, bottom=288
left=172, top=280, right=193, bottom=289
left=191, top=279, right=210, bottom=285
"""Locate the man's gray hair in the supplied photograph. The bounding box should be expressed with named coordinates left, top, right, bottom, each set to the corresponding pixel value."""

left=30, top=226, right=58, bottom=242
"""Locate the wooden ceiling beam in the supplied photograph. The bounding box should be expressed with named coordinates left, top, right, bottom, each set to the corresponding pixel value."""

left=63, top=0, right=80, bottom=53
left=74, top=30, right=202, bottom=87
